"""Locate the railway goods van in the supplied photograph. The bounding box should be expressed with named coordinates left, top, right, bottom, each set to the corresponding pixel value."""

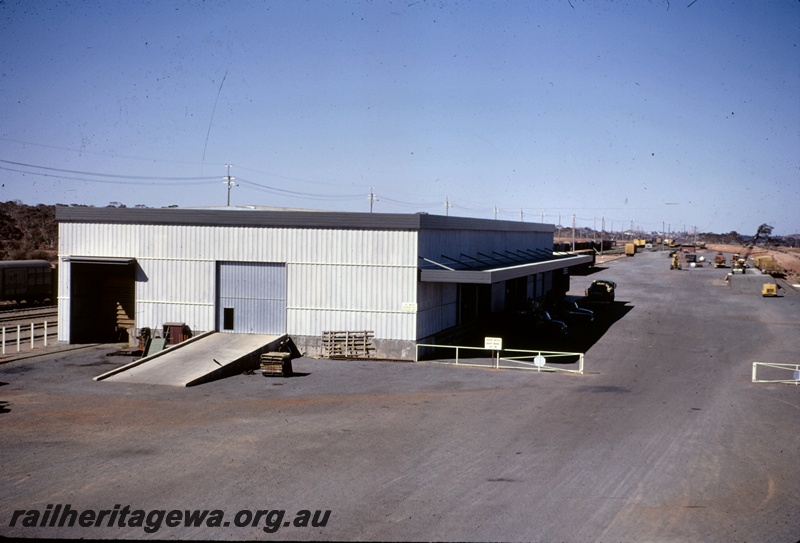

left=0, top=260, right=53, bottom=303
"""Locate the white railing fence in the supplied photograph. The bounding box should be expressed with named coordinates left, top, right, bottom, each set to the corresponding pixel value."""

left=1, top=321, right=55, bottom=355
left=752, top=362, right=800, bottom=385
left=415, top=343, right=584, bottom=375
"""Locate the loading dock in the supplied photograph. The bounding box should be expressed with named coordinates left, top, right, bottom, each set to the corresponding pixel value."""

left=65, top=257, right=135, bottom=344
left=95, top=332, right=288, bottom=386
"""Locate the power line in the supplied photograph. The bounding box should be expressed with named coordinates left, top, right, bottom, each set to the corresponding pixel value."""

left=237, top=178, right=363, bottom=201
left=0, top=159, right=218, bottom=181
left=0, top=165, right=220, bottom=186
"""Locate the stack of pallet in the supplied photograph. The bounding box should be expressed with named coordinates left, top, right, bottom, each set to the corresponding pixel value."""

left=321, top=330, right=374, bottom=359
left=260, top=352, right=293, bottom=377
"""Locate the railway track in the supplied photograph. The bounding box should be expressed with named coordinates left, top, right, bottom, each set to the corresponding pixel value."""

left=0, top=306, right=58, bottom=326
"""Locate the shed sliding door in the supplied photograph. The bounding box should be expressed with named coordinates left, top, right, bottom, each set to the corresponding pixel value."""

left=217, top=262, right=286, bottom=334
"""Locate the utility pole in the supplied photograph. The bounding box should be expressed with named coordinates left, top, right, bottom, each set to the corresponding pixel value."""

left=571, top=214, right=576, bottom=252
left=368, top=187, right=377, bottom=213
left=444, top=196, right=451, bottom=217
left=223, top=163, right=236, bottom=206
left=520, top=207, right=524, bottom=222
left=601, top=216, right=605, bottom=258
left=493, top=203, right=499, bottom=220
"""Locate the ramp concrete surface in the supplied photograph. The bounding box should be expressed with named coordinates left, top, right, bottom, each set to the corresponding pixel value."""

left=96, top=332, right=285, bottom=387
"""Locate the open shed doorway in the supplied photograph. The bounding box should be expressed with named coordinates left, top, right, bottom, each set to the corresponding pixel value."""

left=69, top=259, right=135, bottom=343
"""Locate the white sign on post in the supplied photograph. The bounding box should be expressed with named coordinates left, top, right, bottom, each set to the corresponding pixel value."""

left=484, top=337, right=502, bottom=351
left=485, top=337, right=503, bottom=369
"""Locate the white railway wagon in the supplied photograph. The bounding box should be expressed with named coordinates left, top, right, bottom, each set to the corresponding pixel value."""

left=57, top=206, right=591, bottom=359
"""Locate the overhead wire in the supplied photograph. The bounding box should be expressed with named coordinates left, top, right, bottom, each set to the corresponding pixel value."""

left=0, top=165, right=219, bottom=186
left=0, top=159, right=217, bottom=181
left=0, top=155, right=688, bottom=229
left=236, top=177, right=363, bottom=201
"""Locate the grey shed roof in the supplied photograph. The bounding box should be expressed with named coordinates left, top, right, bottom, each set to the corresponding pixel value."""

left=56, top=206, right=554, bottom=233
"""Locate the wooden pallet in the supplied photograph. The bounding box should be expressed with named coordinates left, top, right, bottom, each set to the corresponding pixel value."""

left=321, top=330, right=375, bottom=359
left=260, top=352, right=293, bottom=377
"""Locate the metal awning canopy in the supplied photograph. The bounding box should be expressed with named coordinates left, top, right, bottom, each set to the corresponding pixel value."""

left=64, top=256, right=136, bottom=265
left=419, top=251, right=593, bottom=284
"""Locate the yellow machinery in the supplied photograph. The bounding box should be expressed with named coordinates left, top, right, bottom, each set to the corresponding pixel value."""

left=762, top=283, right=778, bottom=297
left=670, top=253, right=682, bottom=270
left=625, top=243, right=636, bottom=256
left=754, top=255, right=779, bottom=274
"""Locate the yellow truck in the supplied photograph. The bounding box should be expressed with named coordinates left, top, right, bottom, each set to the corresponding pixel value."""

left=754, top=255, right=779, bottom=274
left=625, top=243, right=636, bottom=256
left=762, top=283, right=779, bottom=297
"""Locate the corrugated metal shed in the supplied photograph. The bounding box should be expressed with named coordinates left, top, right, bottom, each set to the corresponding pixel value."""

left=57, top=207, right=571, bottom=358
left=58, top=212, right=421, bottom=349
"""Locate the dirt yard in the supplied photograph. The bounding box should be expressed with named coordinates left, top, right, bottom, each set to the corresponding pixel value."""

left=706, top=244, right=800, bottom=282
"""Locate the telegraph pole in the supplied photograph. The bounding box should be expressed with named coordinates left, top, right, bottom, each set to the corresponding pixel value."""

left=571, top=214, right=576, bottom=252
left=601, top=216, right=605, bottom=258
left=223, top=163, right=236, bottom=206
left=368, top=187, right=377, bottom=213
left=444, top=196, right=451, bottom=217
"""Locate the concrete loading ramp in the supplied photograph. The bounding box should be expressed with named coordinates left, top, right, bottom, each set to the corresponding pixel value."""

left=95, top=332, right=290, bottom=387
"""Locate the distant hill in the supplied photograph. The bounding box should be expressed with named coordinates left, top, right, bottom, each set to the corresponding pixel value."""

left=0, top=201, right=57, bottom=261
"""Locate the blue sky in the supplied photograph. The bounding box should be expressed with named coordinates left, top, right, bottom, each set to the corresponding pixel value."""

left=1, top=0, right=798, bottom=235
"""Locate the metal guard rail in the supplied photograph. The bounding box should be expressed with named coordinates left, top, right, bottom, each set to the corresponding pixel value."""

left=752, top=362, right=800, bottom=385
left=415, top=343, right=584, bottom=375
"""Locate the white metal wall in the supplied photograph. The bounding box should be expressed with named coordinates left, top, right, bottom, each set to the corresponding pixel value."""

left=58, top=223, right=419, bottom=342
left=416, top=281, right=457, bottom=339
left=135, top=259, right=216, bottom=335
left=288, top=263, right=417, bottom=339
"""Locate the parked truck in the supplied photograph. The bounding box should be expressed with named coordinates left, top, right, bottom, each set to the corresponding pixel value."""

left=754, top=255, right=779, bottom=274
left=713, top=253, right=727, bottom=268
left=625, top=243, right=636, bottom=256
